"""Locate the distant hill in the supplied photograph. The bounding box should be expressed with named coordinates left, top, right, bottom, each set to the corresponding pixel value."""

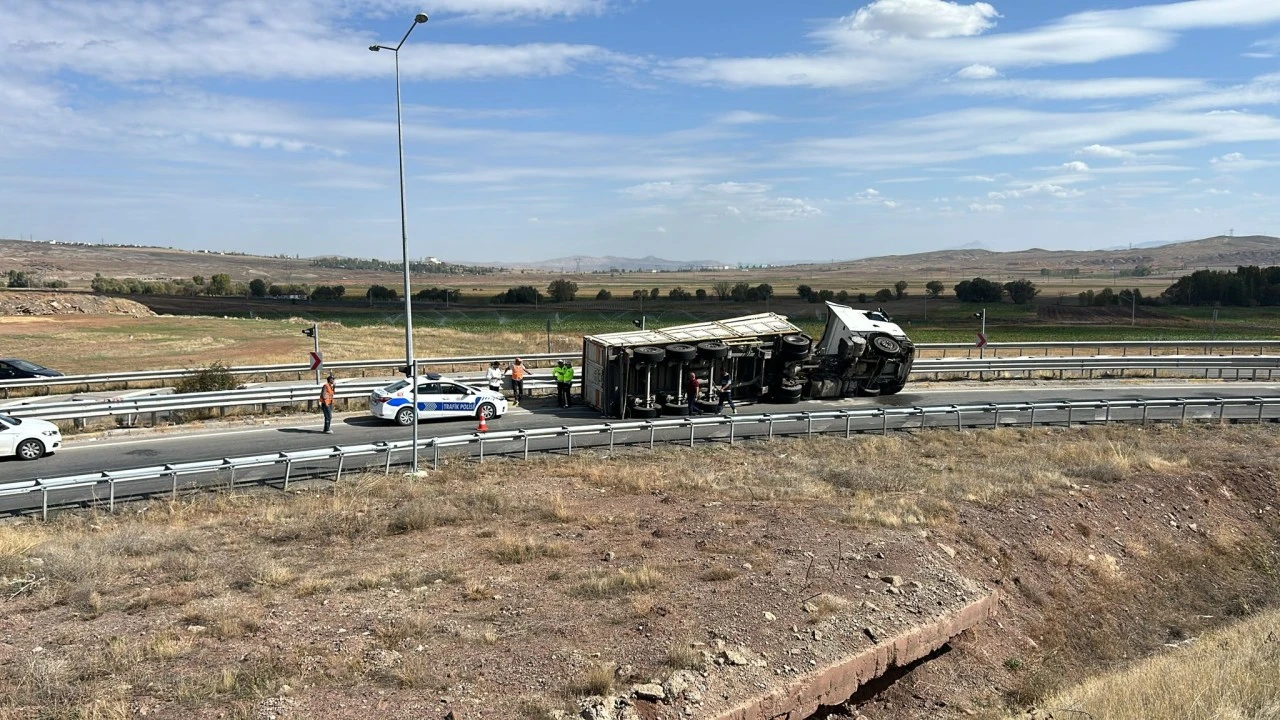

left=791, top=236, right=1280, bottom=276
left=491, top=255, right=733, bottom=273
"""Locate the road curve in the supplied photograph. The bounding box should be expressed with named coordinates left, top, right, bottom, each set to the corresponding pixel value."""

left=3, top=381, right=1276, bottom=486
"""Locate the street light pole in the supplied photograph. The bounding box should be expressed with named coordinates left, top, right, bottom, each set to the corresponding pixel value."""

left=370, top=12, right=428, bottom=473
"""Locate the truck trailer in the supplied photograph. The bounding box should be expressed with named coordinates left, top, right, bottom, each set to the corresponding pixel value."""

left=581, top=302, right=914, bottom=418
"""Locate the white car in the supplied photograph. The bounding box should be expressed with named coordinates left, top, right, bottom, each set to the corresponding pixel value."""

left=369, top=373, right=508, bottom=426
left=0, top=413, right=61, bottom=460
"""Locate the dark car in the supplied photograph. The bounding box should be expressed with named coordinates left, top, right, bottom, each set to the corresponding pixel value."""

left=0, top=358, right=63, bottom=380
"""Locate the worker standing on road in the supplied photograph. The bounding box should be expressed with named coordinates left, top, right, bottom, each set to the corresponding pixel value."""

left=553, top=360, right=574, bottom=408
left=717, top=370, right=736, bottom=415
left=319, top=374, right=336, bottom=433
left=509, top=358, right=528, bottom=405
left=687, top=371, right=704, bottom=415
left=486, top=361, right=504, bottom=396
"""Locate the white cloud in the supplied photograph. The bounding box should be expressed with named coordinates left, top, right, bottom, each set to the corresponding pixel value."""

left=715, top=110, right=780, bottom=125
left=841, top=0, right=1000, bottom=40
left=948, top=77, right=1206, bottom=100
left=958, top=175, right=996, bottom=182
left=989, top=183, right=1083, bottom=200
left=1205, top=188, right=1232, bottom=195
left=969, top=202, right=1004, bottom=212
left=955, top=63, right=999, bottom=80
left=1061, top=161, right=1090, bottom=173
left=665, top=0, right=1280, bottom=90
left=1078, top=144, right=1137, bottom=159
left=1210, top=151, right=1280, bottom=170
left=0, top=1, right=625, bottom=83
left=655, top=225, right=668, bottom=233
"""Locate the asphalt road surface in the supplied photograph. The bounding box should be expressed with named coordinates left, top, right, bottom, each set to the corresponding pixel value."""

left=3, top=381, right=1278, bottom=515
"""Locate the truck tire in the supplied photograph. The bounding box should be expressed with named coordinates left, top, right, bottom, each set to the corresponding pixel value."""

left=631, top=405, right=660, bottom=419
left=779, top=334, right=811, bottom=359
left=665, top=344, right=697, bottom=362
left=773, top=384, right=803, bottom=403
left=870, top=334, right=903, bottom=357
left=662, top=403, right=689, bottom=416
left=633, top=346, right=666, bottom=365
left=696, top=341, right=729, bottom=360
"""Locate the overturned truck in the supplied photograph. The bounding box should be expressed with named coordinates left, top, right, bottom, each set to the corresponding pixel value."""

left=581, top=302, right=914, bottom=418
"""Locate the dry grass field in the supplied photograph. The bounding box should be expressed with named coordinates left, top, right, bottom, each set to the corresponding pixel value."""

left=1, top=424, right=1278, bottom=718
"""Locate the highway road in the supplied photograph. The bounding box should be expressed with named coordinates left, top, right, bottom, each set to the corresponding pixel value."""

left=4, top=381, right=1276, bottom=488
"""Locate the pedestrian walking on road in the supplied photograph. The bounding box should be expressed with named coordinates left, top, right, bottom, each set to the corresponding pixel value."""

left=486, top=361, right=504, bottom=396
left=553, top=360, right=574, bottom=408
left=509, top=358, right=528, bottom=405
left=319, top=374, right=336, bottom=433
left=717, top=370, right=736, bottom=414
left=687, top=371, right=704, bottom=415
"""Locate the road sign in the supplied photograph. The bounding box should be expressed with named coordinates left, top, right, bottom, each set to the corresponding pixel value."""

left=309, top=351, right=323, bottom=371
left=976, top=332, right=988, bottom=348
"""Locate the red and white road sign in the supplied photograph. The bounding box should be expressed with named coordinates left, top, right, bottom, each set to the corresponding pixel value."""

left=975, top=332, right=988, bottom=348
left=309, top=351, right=323, bottom=371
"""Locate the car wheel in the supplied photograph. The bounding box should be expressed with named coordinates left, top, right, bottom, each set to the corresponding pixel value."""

left=395, top=407, right=416, bottom=426
left=633, top=346, right=666, bottom=365
left=478, top=402, right=497, bottom=420
left=665, top=344, right=697, bottom=363
left=779, top=334, right=811, bottom=359
left=696, top=341, right=730, bottom=360
left=16, top=438, right=45, bottom=461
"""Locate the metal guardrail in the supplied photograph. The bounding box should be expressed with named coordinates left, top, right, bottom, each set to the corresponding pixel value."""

left=6, top=394, right=1277, bottom=518
left=5, top=340, right=1280, bottom=394
left=2, top=356, right=1277, bottom=423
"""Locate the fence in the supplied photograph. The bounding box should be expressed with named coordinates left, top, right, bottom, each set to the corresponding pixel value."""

left=3, top=355, right=1277, bottom=424
left=4, top=394, right=1277, bottom=518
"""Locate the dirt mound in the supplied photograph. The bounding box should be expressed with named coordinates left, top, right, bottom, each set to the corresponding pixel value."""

left=0, top=291, right=156, bottom=317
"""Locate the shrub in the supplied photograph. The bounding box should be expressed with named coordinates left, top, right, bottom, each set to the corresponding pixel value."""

left=175, top=362, right=240, bottom=394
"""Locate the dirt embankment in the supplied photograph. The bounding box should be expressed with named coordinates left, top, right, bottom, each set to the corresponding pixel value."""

left=0, top=292, right=155, bottom=318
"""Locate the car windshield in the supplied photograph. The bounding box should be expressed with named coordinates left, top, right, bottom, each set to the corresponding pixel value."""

left=0, top=414, right=21, bottom=426
left=7, top=359, right=46, bottom=372
left=381, top=380, right=409, bottom=394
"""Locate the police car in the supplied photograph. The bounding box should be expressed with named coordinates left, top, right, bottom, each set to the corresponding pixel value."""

left=369, top=373, right=508, bottom=426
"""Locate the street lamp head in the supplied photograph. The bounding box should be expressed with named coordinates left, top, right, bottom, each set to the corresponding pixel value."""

left=415, top=12, right=428, bottom=23
left=368, top=45, right=380, bottom=51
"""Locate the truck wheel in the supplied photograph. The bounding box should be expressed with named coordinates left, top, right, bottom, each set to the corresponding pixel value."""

left=395, top=407, right=416, bottom=426
left=779, top=334, right=811, bottom=359
left=696, top=341, right=729, bottom=360
left=633, top=346, right=666, bottom=365
left=631, top=406, right=660, bottom=419
left=773, top=385, right=803, bottom=403
left=662, top=403, right=690, bottom=416
left=870, top=334, right=903, bottom=356
left=665, top=344, right=697, bottom=362
left=696, top=400, right=721, bottom=414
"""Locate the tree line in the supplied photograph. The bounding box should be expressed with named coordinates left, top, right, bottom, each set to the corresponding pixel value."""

left=310, top=256, right=500, bottom=275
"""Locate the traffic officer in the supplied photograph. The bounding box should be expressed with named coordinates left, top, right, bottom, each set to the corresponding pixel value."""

left=319, top=374, right=336, bottom=433
left=553, top=360, right=574, bottom=408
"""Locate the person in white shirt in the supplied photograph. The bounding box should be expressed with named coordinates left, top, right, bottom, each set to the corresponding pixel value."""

left=486, top=361, right=505, bottom=396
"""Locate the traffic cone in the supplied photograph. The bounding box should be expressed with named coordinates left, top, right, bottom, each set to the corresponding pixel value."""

left=476, top=411, right=489, bottom=433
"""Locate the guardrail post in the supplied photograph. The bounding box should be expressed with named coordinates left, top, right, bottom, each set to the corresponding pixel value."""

left=1103, top=401, right=1111, bottom=425
left=649, top=423, right=656, bottom=450
left=845, top=412, right=852, bottom=438
left=766, top=414, right=775, bottom=440
left=1180, top=399, right=1189, bottom=426
left=607, top=424, right=615, bottom=452
left=1141, top=401, right=1149, bottom=426
left=1258, top=397, right=1267, bottom=424
left=478, top=436, right=485, bottom=463
left=1216, top=398, right=1226, bottom=424
left=881, top=409, right=889, bottom=436
left=1066, top=404, right=1074, bottom=428
left=108, top=478, right=115, bottom=512
left=991, top=404, right=1000, bottom=428
left=520, top=431, right=529, bottom=461
left=805, top=412, right=813, bottom=437
left=1029, top=404, right=1036, bottom=427
left=335, top=454, right=345, bottom=482
left=283, top=460, right=293, bottom=490
left=170, top=469, right=178, bottom=499
left=42, top=487, right=49, bottom=522
left=385, top=447, right=394, bottom=474
left=565, top=427, right=573, bottom=456
left=954, top=405, right=962, bottom=430
left=688, top=419, right=696, bottom=447
left=729, top=417, right=737, bottom=445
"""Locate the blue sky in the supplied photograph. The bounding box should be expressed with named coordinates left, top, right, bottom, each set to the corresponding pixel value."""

left=4, top=0, right=1280, bottom=264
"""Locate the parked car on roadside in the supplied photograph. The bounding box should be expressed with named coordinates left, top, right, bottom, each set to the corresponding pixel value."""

left=0, top=413, right=62, bottom=460
left=369, top=373, right=507, bottom=426
left=0, top=358, right=63, bottom=380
